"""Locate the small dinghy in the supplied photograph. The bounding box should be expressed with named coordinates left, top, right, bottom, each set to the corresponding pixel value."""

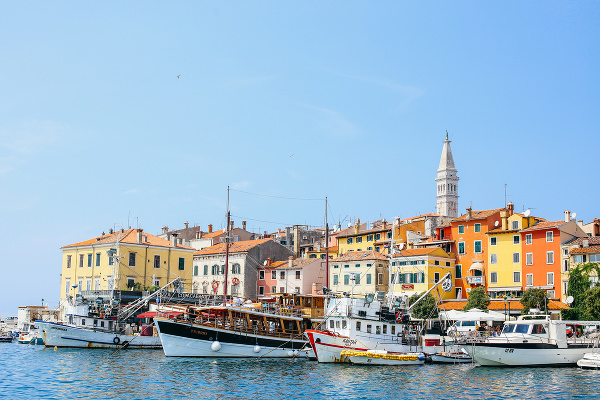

left=431, top=350, right=472, bottom=364
left=577, top=352, right=600, bottom=369
left=341, top=349, right=425, bottom=365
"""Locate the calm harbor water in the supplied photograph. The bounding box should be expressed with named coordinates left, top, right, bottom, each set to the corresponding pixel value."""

left=1, top=343, right=599, bottom=400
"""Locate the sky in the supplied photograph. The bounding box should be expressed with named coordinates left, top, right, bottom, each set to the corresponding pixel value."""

left=1, top=2, right=598, bottom=315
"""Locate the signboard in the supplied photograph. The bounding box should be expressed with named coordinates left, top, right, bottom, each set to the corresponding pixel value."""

left=401, top=284, right=414, bottom=290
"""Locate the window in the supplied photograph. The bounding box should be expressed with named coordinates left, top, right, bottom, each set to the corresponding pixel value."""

left=347, top=238, right=353, bottom=244
left=387, top=232, right=392, bottom=239
left=333, top=275, right=339, bottom=285
left=66, top=255, right=72, bottom=269
left=547, top=272, right=554, bottom=286
left=547, top=290, right=555, bottom=299
left=512, top=221, right=519, bottom=230
left=259, top=286, right=264, bottom=296
left=458, top=225, right=465, bottom=234
left=490, top=272, right=498, bottom=284
left=513, top=271, right=521, bottom=283
left=455, top=264, right=462, bottom=279
left=590, top=254, right=600, bottom=262
left=79, top=254, right=84, bottom=268
left=475, top=223, right=481, bottom=233
left=366, top=325, right=372, bottom=334
left=377, top=273, right=383, bottom=285
left=86, top=278, right=92, bottom=290
left=546, top=231, right=553, bottom=242
left=355, top=264, right=361, bottom=268
left=78, top=278, right=83, bottom=291
left=344, top=264, right=350, bottom=269
left=366, top=274, right=372, bottom=285
left=356, top=321, right=361, bottom=331
left=375, top=233, right=381, bottom=241
left=526, top=273, right=533, bottom=286
left=376, top=326, right=381, bottom=335
left=563, top=248, right=569, bottom=256
left=271, top=286, right=277, bottom=293
left=344, top=275, right=350, bottom=285
left=375, top=246, right=380, bottom=252
left=526, top=253, right=533, bottom=265
left=94, top=278, right=100, bottom=290
left=232, top=263, right=241, bottom=274
left=434, top=272, right=440, bottom=282
left=367, top=235, right=373, bottom=242
left=178, top=257, right=185, bottom=271
left=154, top=255, right=160, bottom=269
left=526, top=234, right=532, bottom=245
left=367, top=247, right=373, bottom=251
left=65, top=279, right=70, bottom=296
left=204, top=265, right=208, bottom=275
left=490, top=237, right=497, bottom=246
left=127, top=278, right=135, bottom=288
left=280, top=271, right=285, bottom=279
left=546, top=251, right=554, bottom=264
left=574, top=254, right=586, bottom=263
left=193, top=265, right=199, bottom=276
left=96, top=252, right=102, bottom=266
left=563, top=259, right=569, bottom=272
left=296, top=271, right=301, bottom=280
left=128, top=252, right=135, bottom=267
left=356, top=237, right=363, bottom=243
left=513, top=253, right=520, bottom=263
left=513, top=235, right=520, bottom=245
left=474, top=240, right=482, bottom=253
left=279, top=287, right=285, bottom=293
left=87, top=253, right=92, bottom=267
left=212, top=265, right=219, bottom=275
left=309, top=254, right=317, bottom=258
left=355, top=274, right=361, bottom=284
left=458, top=242, right=465, bottom=255
left=259, top=270, right=265, bottom=280
left=490, top=254, right=497, bottom=264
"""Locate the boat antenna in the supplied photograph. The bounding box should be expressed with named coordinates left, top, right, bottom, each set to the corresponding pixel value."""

left=223, top=186, right=231, bottom=307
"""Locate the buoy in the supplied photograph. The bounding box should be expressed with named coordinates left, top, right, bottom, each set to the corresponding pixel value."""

left=211, top=341, right=221, bottom=352
left=287, top=350, right=294, bottom=357
left=293, top=350, right=299, bottom=356
left=54, top=346, right=57, bottom=351
left=253, top=345, right=261, bottom=353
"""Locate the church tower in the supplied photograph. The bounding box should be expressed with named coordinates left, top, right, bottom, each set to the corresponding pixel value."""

left=436, top=131, right=459, bottom=218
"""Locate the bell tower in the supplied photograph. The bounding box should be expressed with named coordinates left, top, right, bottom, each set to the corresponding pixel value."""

left=435, top=131, right=459, bottom=218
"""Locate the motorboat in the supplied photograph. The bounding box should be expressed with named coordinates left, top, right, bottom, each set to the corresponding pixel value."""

left=577, top=352, right=600, bottom=369
left=430, top=349, right=472, bottom=363
left=464, top=314, right=600, bottom=367
left=340, top=349, right=425, bottom=365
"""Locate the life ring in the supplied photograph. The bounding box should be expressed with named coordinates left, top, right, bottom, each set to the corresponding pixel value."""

left=232, top=277, right=240, bottom=286
left=396, top=312, right=404, bottom=323
left=212, top=281, right=219, bottom=291
left=113, top=336, right=120, bottom=345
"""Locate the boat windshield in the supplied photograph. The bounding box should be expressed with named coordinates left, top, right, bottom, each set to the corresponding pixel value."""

left=532, top=324, right=547, bottom=335
left=514, top=324, right=530, bottom=334
left=502, top=324, right=516, bottom=333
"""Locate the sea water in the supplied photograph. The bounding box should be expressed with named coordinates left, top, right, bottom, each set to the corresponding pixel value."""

left=1, top=343, right=599, bottom=400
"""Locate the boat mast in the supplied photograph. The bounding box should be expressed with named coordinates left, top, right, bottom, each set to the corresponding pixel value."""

left=223, top=186, right=231, bottom=307
left=325, top=196, right=329, bottom=289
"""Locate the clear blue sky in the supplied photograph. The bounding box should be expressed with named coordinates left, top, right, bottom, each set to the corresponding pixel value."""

left=1, top=2, right=598, bottom=314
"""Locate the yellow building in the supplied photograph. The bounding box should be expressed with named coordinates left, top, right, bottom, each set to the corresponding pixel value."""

left=389, top=247, right=456, bottom=300
left=486, top=211, right=542, bottom=298
left=336, top=219, right=392, bottom=256
left=330, top=251, right=389, bottom=295
left=60, top=228, right=196, bottom=302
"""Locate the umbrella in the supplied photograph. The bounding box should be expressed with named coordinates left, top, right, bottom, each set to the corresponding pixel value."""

left=454, top=309, right=504, bottom=322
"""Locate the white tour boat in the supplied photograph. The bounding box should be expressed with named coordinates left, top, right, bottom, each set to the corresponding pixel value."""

left=464, top=314, right=600, bottom=367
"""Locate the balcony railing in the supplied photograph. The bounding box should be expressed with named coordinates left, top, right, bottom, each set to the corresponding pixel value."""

left=466, top=275, right=485, bottom=286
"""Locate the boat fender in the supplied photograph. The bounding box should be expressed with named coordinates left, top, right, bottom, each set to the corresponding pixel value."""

left=113, top=336, right=120, bottom=345
left=211, top=340, right=221, bottom=352
left=396, top=312, right=404, bottom=323
left=287, top=350, right=294, bottom=357
left=253, top=345, right=261, bottom=353
left=122, top=341, right=130, bottom=349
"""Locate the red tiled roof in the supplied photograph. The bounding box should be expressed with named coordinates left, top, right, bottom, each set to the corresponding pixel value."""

left=439, top=299, right=568, bottom=311
left=335, top=226, right=392, bottom=239
left=570, top=245, right=600, bottom=254
left=333, top=250, right=388, bottom=262
left=394, top=248, right=449, bottom=257
left=274, top=258, right=318, bottom=269
left=62, top=229, right=195, bottom=250
left=520, top=220, right=565, bottom=233
left=307, top=246, right=338, bottom=254
left=452, top=208, right=504, bottom=222
left=568, top=237, right=600, bottom=246
left=194, top=239, right=271, bottom=256
left=202, top=229, right=226, bottom=239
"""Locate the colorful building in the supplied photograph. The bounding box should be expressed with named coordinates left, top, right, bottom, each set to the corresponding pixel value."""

left=336, top=219, right=392, bottom=256
left=329, top=250, right=389, bottom=295
left=60, top=228, right=196, bottom=302
left=389, top=247, right=456, bottom=301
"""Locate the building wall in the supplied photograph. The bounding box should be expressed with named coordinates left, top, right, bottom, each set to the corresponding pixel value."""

left=330, top=259, right=389, bottom=295
left=389, top=254, right=455, bottom=300
left=521, top=228, right=561, bottom=298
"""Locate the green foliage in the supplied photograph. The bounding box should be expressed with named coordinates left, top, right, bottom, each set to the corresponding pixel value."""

left=563, top=262, right=599, bottom=320
left=583, top=287, right=600, bottom=320
left=408, top=292, right=439, bottom=319
left=463, top=287, right=490, bottom=311
left=520, top=288, right=548, bottom=314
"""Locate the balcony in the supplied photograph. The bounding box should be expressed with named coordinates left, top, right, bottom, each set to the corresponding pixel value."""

left=465, top=275, right=485, bottom=286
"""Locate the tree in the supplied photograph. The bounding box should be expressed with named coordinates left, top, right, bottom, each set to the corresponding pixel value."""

left=520, top=288, right=548, bottom=314
left=563, top=262, right=599, bottom=320
left=463, top=287, right=490, bottom=311
left=408, top=292, right=439, bottom=319
left=583, top=287, right=600, bottom=321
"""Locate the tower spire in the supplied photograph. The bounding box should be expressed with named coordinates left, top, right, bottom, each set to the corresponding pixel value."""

left=435, top=132, right=459, bottom=218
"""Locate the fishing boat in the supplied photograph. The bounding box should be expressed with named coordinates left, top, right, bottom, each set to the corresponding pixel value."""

left=340, top=349, right=425, bottom=365
left=0, top=334, right=14, bottom=343
left=464, top=314, right=600, bottom=367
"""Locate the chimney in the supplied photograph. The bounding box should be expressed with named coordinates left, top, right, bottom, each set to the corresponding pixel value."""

left=196, top=230, right=202, bottom=239
left=288, top=256, right=294, bottom=268
left=208, top=224, right=213, bottom=233
left=137, top=229, right=143, bottom=244
left=500, top=210, right=508, bottom=231
left=466, top=207, right=472, bottom=220
left=230, top=220, right=234, bottom=231
left=267, top=258, right=272, bottom=266
left=242, top=221, right=247, bottom=231
left=595, top=219, right=600, bottom=236
left=109, top=228, right=113, bottom=234
left=354, top=218, right=360, bottom=234
left=565, top=210, right=571, bottom=223
left=507, top=202, right=514, bottom=216
left=583, top=239, right=589, bottom=247
left=382, top=219, right=387, bottom=230
left=162, top=226, right=169, bottom=234
left=184, top=221, right=189, bottom=229
left=171, top=233, right=178, bottom=247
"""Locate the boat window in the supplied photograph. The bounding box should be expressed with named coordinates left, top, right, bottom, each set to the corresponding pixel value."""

left=462, top=321, right=476, bottom=327
left=532, top=324, right=547, bottom=334
left=81, top=319, right=86, bottom=326
left=514, top=324, right=530, bottom=334
left=376, top=326, right=381, bottom=335
left=336, top=320, right=340, bottom=328
left=391, top=325, right=395, bottom=335
left=367, top=324, right=372, bottom=333
left=330, top=320, right=334, bottom=329
left=356, top=321, right=361, bottom=331
left=383, top=325, right=387, bottom=334
left=342, top=320, right=347, bottom=329
left=502, top=325, right=515, bottom=333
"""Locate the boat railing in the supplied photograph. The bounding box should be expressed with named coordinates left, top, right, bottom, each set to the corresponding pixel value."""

left=191, top=317, right=305, bottom=340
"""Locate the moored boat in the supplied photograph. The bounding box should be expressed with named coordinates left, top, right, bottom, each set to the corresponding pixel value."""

left=430, top=350, right=472, bottom=363
left=341, top=349, right=425, bottom=365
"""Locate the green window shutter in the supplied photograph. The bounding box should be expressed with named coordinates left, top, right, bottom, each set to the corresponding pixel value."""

left=367, top=274, right=372, bottom=284
left=179, top=257, right=185, bottom=270
left=421, top=273, right=425, bottom=283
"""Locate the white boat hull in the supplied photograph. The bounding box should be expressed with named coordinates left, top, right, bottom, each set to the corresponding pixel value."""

left=464, top=343, right=593, bottom=367
left=430, top=352, right=472, bottom=363
left=36, top=321, right=161, bottom=349
left=156, top=319, right=311, bottom=358
left=577, top=352, right=600, bottom=369
left=305, top=329, right=424, bottom=363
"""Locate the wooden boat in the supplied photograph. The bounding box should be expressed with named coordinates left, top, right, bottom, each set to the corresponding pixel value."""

left=340, top=349, right=425, bottom=365
left=430, top=350, right=472, bottom=363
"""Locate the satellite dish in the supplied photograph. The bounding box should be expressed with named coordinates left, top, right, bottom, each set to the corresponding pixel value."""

left=348, top=223, right=352, bottom=228
left=523, top=209, right=531, bottom=217
left=566, top=296, right=574, bottom=305
left=572, top=212, right=577, bottom=219
left=494, top=221, right=499, bottom=227
left=398, top=243, right=405, bottom=250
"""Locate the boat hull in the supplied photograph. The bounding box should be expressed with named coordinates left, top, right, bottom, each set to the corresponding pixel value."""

left=304, top=329, right=422, bottom=363
left=464, top=342, right=593, bottom=367
left=36, top=321, right=162, bottom=349
left=577, top=353, right=600, bottom=369
left=155, top=319, right=311, bottom=358
left=430, top=353, right=472, bottom=363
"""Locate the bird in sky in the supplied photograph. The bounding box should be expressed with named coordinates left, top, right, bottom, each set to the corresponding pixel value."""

left=290, top=153, right=295, bottom=157
left=177, top=74, right=181, bottom=79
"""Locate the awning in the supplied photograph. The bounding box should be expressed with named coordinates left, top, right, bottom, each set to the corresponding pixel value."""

left=469, top=262, right=484, bottom=272
left=136, top=311, right=183, bottom=319
left=487, top=286, right=522, bottom=292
